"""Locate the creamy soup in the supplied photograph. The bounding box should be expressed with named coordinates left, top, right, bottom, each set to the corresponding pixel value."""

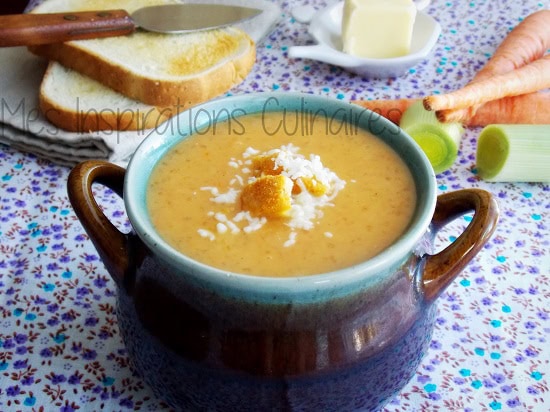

left=147, top=113, right=416, bottom=277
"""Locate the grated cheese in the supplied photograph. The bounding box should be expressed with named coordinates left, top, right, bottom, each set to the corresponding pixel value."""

left=198, top=144, right=346, bottom=247
left=284, top=231, right=298, bottom=248
left=211, top=188, right=240, bottom=204
left=225, top=219, right=241, bottom=234
left=198, top=229, right=215, bottom=241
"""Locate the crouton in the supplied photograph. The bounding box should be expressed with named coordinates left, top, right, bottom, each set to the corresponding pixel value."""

left=241, top=175, right=293, bottom=218
left=251, top=155, right=283, bottom=176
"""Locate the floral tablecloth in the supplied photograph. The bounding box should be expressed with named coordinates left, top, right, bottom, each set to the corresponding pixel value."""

left=1, top=0, right=549, bottom=411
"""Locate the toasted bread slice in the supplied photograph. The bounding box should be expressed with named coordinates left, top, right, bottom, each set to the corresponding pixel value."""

left=28, top=0, right=256, bottom=107
left=39, top=62, right=181, bottom=132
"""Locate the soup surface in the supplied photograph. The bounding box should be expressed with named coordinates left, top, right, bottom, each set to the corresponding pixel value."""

left=147, top=112, right=416, bottom=277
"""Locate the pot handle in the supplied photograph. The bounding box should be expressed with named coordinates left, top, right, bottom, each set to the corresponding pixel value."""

left=67, top=160, right=129, bottom=287
left=422, top=189, right=499, bottom=302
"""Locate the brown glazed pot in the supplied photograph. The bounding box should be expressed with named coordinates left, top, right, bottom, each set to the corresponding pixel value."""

left=67, top=93, right=498, bottom=411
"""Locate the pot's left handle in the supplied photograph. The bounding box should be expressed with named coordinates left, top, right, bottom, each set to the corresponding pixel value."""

left=67, top=160, right=130, bottom=287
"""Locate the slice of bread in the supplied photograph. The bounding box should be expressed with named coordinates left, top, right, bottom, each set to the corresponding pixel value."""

left=28, top=0, right=256, bottom=107
left=40, top=61, right=180, bottom=132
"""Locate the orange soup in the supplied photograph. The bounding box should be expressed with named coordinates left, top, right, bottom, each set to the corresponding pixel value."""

left=147, top=113, right=416, bottom=277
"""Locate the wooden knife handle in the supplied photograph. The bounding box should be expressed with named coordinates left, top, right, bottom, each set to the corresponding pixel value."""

left=0, top=10, right=136, bottom=47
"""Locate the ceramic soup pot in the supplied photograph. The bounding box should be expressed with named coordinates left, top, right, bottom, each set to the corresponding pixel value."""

left=68, top=93, right=498, bottom=411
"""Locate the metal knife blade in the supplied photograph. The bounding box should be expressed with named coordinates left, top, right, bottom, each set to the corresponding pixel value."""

left=0, top=4, right=263, bottom=47
left=131, top=4, right=262, bottom=33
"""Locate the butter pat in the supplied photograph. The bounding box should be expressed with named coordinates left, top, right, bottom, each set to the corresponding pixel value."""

left=342, top=0, right=417, bottom=59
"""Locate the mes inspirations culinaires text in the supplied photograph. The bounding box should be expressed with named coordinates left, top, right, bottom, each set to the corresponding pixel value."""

left=1, top=96, right=402, bottom=141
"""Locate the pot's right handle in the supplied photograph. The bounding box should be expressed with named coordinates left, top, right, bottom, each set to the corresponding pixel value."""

left=67, top=160, right=130, bottom=288
left=422, top=189, right=499, bottom=302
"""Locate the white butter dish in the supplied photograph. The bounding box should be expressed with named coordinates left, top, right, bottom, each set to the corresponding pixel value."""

left=288, top=1, right=441, bottom=78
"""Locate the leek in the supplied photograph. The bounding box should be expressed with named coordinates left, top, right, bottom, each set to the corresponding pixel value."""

left=400, top=101, right=465, bottom=174
left=476, top=124, right=550, bottom=182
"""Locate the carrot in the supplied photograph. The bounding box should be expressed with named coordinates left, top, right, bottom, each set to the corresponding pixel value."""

left=352, top=91, right=550, bottom=126
left=351, top=97, right=417, bottom=124
left=423, top=54, right=550, bottom=118
left=469, top=10, right=550, bottom=80
left=431, top=9, right=550, bottom=122
left=468, top=92, right=550, bottom=126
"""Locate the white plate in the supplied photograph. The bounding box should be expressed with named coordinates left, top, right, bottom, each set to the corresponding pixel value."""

left=288, top=1, right=441, bottom=78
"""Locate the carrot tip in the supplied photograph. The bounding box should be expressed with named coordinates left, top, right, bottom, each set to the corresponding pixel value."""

left=435, top=110, right=447, bottom=122
left=422, top=97, right=433, bottom=111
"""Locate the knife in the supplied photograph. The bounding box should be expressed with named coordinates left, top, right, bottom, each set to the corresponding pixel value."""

left=0, top=4, right=263, bottom=47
